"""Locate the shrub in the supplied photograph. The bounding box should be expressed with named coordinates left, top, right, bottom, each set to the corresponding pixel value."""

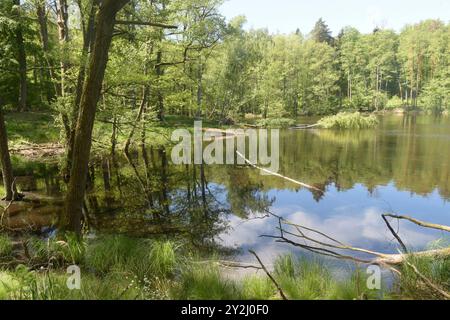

left=318, top=112, right=379, bottom=129
left=256, top=118, right=296, bottom=128
left=386, top=96, right=404, bottom=110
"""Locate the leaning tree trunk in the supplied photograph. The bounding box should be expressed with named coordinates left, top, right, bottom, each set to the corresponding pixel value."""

left=65, top=0, right=98, bottom=181
left=0, top=106, right=18, bottom=201
left=62, top=0, right=130, bottom=235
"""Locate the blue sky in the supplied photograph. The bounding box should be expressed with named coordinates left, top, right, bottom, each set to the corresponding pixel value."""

left=220, top=0, right=450, bottom=35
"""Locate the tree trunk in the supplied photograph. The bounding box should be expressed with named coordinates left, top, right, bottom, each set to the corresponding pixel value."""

left=62, top=0, right=130, bottom=235
left=156, top=50, right=165, bottom=121
left=36, top=1, right=60, bottom=99
left=0, top=106, right=18, bottom=201
left=56, top=0, right=69, bottom=97
left=65, top=0, right=99, bottom=181
left=15, top=0, right=27, bottom=112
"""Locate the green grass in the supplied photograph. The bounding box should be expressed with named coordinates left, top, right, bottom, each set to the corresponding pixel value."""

left=27, top=233, right=86, bottom=267
left=256, top=118, right=296, bottom=128
left=318, top=112, right=379, bottom=129
left=241, top=276, right=276, bottom=300
left=4, top=112, right=60, bottom=145
left=0, top=265, right=140, bottom=300
left=172, top=255, right=385, bottom=301
left=172, top=265, right=240, bottom=300
left=395, top=241, right=450, bottom=300
left=0, top=235, right=13, bottom=258
left=2, top=235, right=447, bottom=300
left=85, top=235, right=177, bottom=281
left=273, top=255, right=382, bottom=300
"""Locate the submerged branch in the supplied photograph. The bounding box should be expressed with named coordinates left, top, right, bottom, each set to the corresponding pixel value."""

left=236, top=151, right=324, bottom=194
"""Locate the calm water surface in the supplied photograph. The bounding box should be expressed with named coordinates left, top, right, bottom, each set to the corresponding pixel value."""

left=8, top=114, right=450, bottom=267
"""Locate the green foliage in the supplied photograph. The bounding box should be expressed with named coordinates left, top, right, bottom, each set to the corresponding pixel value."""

left=0, top=265, right=139, bottom=300
left=396, top=240, right=450, bottom=300
left=310, top=18, right=334, bottom=45
left=148, top=241, right=177, bottom=277
left=386, top=96, right=405, bottom=110
left=256, top=118, right=296, bottom=128
left=241, top=276, right=276, bottom=300
left=172, top=265, right=239, bottom=300
left=318, top=112, right=379, bottom=129
left=0, top=235, right=13, bottom=258
left=274, top=255, right=382, bottom=300
left=27, top=234, right=86, bottom=267
left=85, top=235, right=177, bottom=281
left=4, top=112, right=59, bottom=144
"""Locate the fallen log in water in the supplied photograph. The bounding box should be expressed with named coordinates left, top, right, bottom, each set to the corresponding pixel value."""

left=236, top=151, right=324, bottom=194
left=289, top=124, right=321, bottom=130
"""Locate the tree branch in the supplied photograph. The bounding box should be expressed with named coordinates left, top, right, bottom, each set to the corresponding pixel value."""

left=383, top=214, right=450, bottom=233
left=249, top=250, right=288, bottom=300
left=115, top=20, right=178, bottom=29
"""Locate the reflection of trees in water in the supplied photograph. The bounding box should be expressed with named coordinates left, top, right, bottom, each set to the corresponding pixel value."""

left=80, top=146, right=273, bottom=250
left=268, top=116, right=450, bottom=200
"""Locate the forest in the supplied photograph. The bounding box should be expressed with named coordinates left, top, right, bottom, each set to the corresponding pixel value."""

left=0, top=0, right=450, bottom=302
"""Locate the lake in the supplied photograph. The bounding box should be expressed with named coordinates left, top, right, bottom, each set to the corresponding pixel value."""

left=7, top=114, right=450, bottom=269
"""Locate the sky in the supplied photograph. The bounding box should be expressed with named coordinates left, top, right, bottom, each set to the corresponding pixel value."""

left=220, top=0, right=450, bottom=35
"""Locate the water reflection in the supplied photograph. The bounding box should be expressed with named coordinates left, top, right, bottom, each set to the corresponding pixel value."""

left=4, top=115, right=450, bottom=263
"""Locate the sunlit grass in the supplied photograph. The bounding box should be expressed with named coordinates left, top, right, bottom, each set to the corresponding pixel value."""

left=394, top=240, right=450, bottom=300
left=172, top=265, right=240, bottom=300
left=318, top=112, right=379, bottom=129
left=2, top=234, right=446, bottom=300
left=27, top=233, right=86, bottom=267
left=85, top=235, right=178, bottom=281
left=256, top=118, right=296, bottom=128
left=4, top=112, right=60, bottom=145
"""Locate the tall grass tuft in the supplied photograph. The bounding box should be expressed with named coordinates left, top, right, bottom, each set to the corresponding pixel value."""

left=172, top=265, right=240, bottom=300
left=241, top=276, right=276, bottom=300
left=148, top=241, right=177, bottom=277
left=318, top=112, right=379, bottom=129
left=396, top=241, right=450, bottom=300
left=27, top=233, right=86, bottom=267
left=85, top=235, right=178, bottom=282
left=274, top=255, right=382, bottom=300
left=0, top=265, right=140, bottom=300
left=0, top=235, right=13, bottom=258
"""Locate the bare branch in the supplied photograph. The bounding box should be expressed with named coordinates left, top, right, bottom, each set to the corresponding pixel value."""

left=236, top=151, right=324, bottom=194
left=383, top=214, right=450, bottom=233
left=249, top=250, right=288, bottom=300
left=405, top=261, right=450, bottom=300
left=115, top=20, right=178, bottom=29
left=382, top=214, right=408, bottom=253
